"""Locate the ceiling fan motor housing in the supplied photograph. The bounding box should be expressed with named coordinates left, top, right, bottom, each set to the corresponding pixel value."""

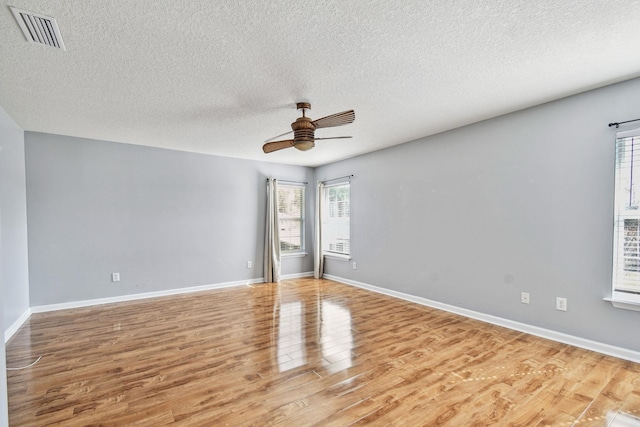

left=292, top=116, right=315, bottom=151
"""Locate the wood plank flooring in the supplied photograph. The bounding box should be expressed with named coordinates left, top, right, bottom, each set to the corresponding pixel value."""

left=6, top=278, right=640, bottom=426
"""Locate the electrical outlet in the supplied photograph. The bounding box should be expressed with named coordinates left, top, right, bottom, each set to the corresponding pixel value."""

left=111, top=272, right=120, bottom=282
left=247, top=261, right=252, bottom=269
left=556, top=297, right=567, bottom=311
left=352, top=262, right=357, bottom=270
left=521, top=292, right=530, bottom=304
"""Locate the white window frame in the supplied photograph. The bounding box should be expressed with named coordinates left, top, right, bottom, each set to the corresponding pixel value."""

left=277, top=183, right=305, bottom=255
left=609, top=128, right=640, bottom=311
left=322, top=181, right=350, bottom=258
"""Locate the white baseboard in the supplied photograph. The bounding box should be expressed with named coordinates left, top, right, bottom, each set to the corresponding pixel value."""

left=4, top=308, right=31, bottom=343
left=30, top=277, right=266, bottom=314
left=281, top=271, right=314, bottom=280
left=323, top=274, right=640, bottom=364
left=7, top=274, right=311, bottom=340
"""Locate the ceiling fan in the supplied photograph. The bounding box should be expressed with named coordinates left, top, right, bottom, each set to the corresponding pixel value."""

left=262, top=102, right=355, bottom=153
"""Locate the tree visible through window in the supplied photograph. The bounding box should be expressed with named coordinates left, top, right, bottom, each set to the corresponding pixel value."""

left=323, top=182, right=350, bottom=255
left=278, top=184, right=305, bottom=253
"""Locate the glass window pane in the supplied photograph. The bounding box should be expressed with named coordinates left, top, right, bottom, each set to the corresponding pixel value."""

left=613, top=135, right=640, bottom=300
left=278, top=184, right=305, bottom=253
left=323, top=183, right=350, bottom=255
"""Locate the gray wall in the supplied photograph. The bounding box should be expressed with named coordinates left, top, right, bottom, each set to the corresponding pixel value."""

left=0, top=106, right=30, bottom=331
left=0, top=105, right=28, bottom=426
left=25, top=133, right=314, bottom=306
left=316, top=77, right=640, bottom=352
left=0, top=215, right=8, bottom=427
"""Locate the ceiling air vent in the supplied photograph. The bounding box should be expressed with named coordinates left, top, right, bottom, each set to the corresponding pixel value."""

left=10, top=7, right=66, bottom=50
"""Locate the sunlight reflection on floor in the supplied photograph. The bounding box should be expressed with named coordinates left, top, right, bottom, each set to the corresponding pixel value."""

left=276, top=283, right=354, bottom=373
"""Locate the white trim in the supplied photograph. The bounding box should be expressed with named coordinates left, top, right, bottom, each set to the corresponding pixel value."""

left=604, top=297, right=640, bottom=312
left=324, top=274, right=640, bottom=364
left=4, top=308, right=31, bottom=343
left=281, top=271, right=314, bottom=280
left=616, top=127, right=640, bottom=138
left=324, top=179, right=351, bottom=188
left=30, top=278, right=265, bottom=314
left=281, top=252, right=308, bottom=258
left=323, top=252, right=351, bottom=261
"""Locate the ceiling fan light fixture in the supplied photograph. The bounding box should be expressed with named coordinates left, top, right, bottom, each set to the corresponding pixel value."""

left=294, top=140, right=315, bottom=151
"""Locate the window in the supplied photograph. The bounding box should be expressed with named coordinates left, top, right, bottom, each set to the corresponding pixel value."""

left=278, top=184, right=305, bottom=253
left=323, top=182, right=350, bottom=256
left=612, top=131, right=640, bottom=305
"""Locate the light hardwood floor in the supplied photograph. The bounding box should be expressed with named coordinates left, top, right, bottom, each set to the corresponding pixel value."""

left=6, top=278, right=640, bottom=426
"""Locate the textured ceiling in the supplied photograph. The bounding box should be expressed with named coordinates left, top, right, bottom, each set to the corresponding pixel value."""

left=1, top=0, right=639, bottom=167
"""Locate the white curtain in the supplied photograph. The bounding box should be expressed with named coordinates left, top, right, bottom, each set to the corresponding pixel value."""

left=264, top=178, right=281, bottom=283
left=314, top=181, right=324, bottom=279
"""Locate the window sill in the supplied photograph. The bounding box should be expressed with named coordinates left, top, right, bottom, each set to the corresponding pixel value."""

left=604, top=297, right=640, bottom=312
left=282, top=252, right=307, bottom=258
left=323, top=252, right=351, bottom=261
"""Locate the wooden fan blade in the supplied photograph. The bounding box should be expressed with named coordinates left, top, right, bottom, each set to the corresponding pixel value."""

left=263, top=139, right=295, bottom=153
left=312, top=110, right=355, bottom=129
left=264, top=130, right=293, bottom=143
left=312, top=136, right=352, bottom=141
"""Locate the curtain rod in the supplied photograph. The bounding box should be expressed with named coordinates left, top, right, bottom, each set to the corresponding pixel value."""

left=322, top=174, right=354, bottom=184
left=266, top=178, right=308, bottom=185
left=609, top=118, right=640, bottom=128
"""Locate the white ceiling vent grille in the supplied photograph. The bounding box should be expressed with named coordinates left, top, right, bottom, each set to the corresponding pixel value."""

left=10, top=7, right=66, bottom=50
